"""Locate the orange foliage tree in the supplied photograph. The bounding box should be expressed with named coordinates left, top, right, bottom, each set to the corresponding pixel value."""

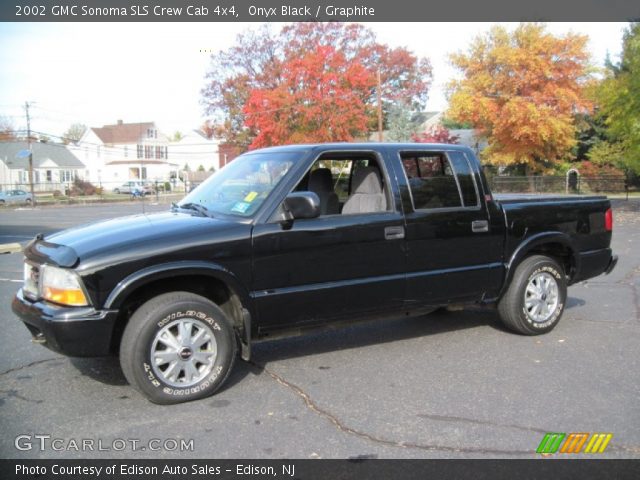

left=447, top=23, right=592, bottom=172
left=243, top=46, right=373, bottom=148
left=202, top=23, right=432, bottom=149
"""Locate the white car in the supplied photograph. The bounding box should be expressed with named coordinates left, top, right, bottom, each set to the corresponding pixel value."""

left=0, top=189, right=33, bottom=205
left=112, top=182, right=154, bottom=195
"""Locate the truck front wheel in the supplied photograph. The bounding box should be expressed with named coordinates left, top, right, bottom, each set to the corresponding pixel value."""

left=119, top=292, right=237, bottom=404
left=498, top=255, right=567, bottom=335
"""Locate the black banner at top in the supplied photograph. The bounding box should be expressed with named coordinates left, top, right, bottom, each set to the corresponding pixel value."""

left=3, top=0, right=640, bottom=22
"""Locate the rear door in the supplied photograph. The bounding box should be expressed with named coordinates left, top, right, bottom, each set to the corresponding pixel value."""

left=251, top=149, right=407, bottom=332
left=395, top=149, right=503, bottom=305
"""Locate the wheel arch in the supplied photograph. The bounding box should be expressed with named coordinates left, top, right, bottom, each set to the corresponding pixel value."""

left=106, top=261, right=254, bottom=359
left=500, top=232, right=578, bottom=298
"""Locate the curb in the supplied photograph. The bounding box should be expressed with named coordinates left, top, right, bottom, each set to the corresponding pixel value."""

left=0, top=243, right=22, bottom=254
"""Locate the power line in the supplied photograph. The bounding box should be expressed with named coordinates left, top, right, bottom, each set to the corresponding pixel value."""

left=9, top=130, right=222, bottom=156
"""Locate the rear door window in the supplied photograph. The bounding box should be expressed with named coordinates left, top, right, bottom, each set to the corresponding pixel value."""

left=400, top=152, right=462, bottom=209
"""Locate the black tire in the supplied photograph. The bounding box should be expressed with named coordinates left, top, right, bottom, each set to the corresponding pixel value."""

left=113, top=189, right=120, bottom=194
left=498, top=255, right=567, bottom=335
left=119, top=292, right=237, bottom=404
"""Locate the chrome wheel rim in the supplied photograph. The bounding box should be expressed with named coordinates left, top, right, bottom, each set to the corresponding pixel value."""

left=524, top=272, right=559, bottom=323
left=151, top=318, right=217, bottom=388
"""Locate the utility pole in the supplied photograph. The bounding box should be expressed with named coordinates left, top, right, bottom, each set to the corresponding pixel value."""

left=24, top=101, right=36, bottom=205
left=376, top=68, right=383, bottom=142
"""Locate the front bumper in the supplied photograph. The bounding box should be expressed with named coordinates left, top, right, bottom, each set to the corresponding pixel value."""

left=12, top=289, right=119, bottom=357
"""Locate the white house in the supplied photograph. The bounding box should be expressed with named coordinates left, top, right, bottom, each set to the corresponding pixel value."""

left=73, top=120, right=178, bottom=190
left=0, top=141, right=86, bottom=192
left=169, top=130, right=220, bottom=173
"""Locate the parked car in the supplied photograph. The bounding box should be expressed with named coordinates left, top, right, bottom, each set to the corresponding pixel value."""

left=0, top=189, right=33, bottom=205
left=112, top=181, right=154, bottom=195
left=13, top=144, right=617, bottom=404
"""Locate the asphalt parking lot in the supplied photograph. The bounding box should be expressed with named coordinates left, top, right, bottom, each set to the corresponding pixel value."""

left=0, top=201, right=639, bottom=459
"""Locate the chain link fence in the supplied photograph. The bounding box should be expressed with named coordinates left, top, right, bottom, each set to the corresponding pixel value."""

left=0, top=179, right=191, bottom=205
left=488, top=175, right=628, bottom=195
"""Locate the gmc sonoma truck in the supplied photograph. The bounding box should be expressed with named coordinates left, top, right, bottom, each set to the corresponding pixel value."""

left=12, top=144, right=617, bottom=404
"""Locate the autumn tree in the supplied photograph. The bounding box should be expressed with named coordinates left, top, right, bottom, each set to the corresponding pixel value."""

left=244, top=46, right=373, bottom=148
left=412, top=125, right=460, bottom=144
left=202, top=22, right=432, bottom=148
left=594, top=23, right=640, bottom=174
left=447, top=23, right=592, bottom=172
left=62, top=123, right=87, bottom=144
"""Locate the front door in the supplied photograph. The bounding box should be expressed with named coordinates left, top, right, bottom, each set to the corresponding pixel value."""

left=251, top=151, right=406, bottom=333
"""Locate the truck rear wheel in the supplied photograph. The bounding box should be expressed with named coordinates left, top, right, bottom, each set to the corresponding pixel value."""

left=498, top=255, right=567, bottom=335
left=119, top=292, right=237, bottom=404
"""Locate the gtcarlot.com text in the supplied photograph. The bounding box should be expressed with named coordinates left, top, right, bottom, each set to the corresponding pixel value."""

left=14, top=434, right=194, bottom=452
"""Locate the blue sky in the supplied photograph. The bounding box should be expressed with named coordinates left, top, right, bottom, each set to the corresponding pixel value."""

left=0, top=22, right=628, bottom=139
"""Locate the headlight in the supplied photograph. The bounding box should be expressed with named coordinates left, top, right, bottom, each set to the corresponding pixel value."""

left=41, top=265, right=89, bottom=307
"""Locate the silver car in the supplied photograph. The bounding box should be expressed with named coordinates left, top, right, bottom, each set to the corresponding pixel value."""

left=0, top=189, right=33, bottom=205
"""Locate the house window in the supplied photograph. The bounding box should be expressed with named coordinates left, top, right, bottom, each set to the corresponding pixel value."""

left=164, top=146, right=168, bottom=159
left=145, top=145, right=153, bottom=158
left=147, top=128, right=157, bottom=139
left=137, top=144, right=143, bottom=159
left=96, top=146, right=101, bottom=157
left=124, top=146, right=128, bottom=158
left=155, top=146, right=163, bottom=159
left=141, top=167, right=147, bottom=179
left=60, top=170, right=74, bottom=182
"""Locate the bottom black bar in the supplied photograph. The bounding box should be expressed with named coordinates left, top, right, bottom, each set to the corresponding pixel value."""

left=1, top=459, right=639, bottom=480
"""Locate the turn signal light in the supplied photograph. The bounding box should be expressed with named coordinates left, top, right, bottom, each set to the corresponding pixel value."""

left=43, top=286, right=88, bottom=307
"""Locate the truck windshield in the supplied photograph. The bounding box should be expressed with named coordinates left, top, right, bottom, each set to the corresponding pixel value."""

left=177, top=151, right=298, bottom=217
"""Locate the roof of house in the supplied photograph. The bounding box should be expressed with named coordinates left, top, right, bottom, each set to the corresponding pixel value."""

left=91, top=122, right=155, bottom=144
left=0, top=141, right=85, bottom=169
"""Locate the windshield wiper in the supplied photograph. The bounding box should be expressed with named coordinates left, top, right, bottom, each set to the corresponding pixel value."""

left=172, top=202, right=213, bottom=218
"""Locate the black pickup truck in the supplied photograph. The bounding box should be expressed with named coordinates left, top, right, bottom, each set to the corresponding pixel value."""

left=13, top=143, right=617, bottom=404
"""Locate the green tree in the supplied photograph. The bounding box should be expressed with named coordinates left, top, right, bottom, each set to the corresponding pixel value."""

left=172, top=131, right=184, bottom=142
left=386, top=103, right=419, bottom=142
left=595, top=23, right=640, bottom=173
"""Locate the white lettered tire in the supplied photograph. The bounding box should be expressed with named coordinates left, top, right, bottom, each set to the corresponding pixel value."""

left=498, top=255, right=567, bottom=335
left=119, top=292, right=237, bottom=404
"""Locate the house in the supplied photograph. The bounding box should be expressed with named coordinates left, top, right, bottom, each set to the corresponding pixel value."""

left=169, top=130, right=220, bottom=172
left=0, top=141, right=85, bottom=192
left=73, top=120, right=178, bottom=191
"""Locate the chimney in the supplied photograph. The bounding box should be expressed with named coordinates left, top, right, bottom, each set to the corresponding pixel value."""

left=117, top=119, right=123, bottom=125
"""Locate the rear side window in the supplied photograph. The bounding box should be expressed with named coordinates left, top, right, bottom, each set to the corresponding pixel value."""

left=401, top=152, right=461, bottom=209
left=447, top=151, right=479, bottom=207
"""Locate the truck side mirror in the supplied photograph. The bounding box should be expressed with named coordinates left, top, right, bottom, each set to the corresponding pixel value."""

left=283, top=192, right=320, bottom=220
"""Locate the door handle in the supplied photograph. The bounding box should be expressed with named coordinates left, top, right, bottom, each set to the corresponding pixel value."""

left=384, top=226, right=405, bottom=240
left=471, top=220, right=489, bottom=233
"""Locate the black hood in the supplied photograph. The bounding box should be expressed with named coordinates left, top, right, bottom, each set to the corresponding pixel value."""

left=24, top=211, right=250, bottom=270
